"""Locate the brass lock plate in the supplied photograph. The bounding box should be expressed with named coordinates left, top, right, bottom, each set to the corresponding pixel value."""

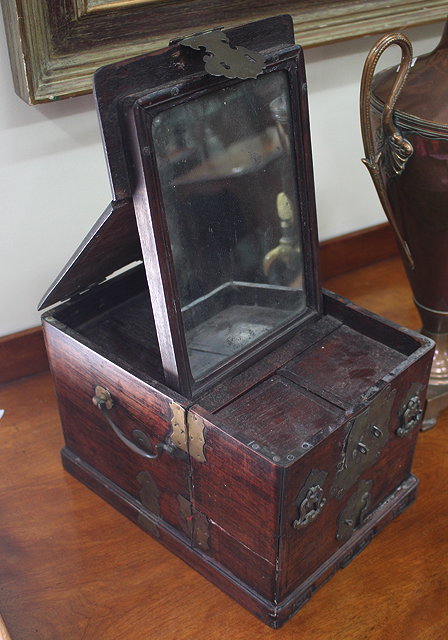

left=332, top=386, right=396, bottom=498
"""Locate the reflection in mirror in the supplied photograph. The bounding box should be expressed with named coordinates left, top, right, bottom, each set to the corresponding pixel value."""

left=151, top=70, right=306, bottom=381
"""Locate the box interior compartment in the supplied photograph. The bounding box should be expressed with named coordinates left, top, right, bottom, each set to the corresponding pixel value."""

left=52, top=264, right=164, bottom=381
left=50, top=262, right=420, bottom=451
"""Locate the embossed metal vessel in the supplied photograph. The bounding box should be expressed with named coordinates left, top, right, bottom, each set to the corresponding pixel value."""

left=361, top=20, right=448, bottom=428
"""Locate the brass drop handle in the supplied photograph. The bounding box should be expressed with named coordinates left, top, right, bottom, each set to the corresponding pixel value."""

left=92, top=386, right=175, bottom=460
left=360, top=32, right=415, bottom=270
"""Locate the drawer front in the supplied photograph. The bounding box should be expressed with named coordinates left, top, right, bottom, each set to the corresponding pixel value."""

left=189, top=406, right=283, bottom=564
left=45, top=321, right=191, bottom=537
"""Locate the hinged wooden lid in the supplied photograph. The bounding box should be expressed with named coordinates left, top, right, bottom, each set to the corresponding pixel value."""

left=38, top=199, right=141, bottom=309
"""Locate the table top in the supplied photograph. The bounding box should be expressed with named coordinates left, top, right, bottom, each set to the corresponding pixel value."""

left=1, top=256, right=447, bottom=640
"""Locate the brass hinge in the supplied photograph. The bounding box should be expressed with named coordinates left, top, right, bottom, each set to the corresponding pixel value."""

left=169, top=401, right=207, bottom=463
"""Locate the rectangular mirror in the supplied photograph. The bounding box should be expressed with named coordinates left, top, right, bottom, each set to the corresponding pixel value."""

left=152, top=71, right=306, bottom=380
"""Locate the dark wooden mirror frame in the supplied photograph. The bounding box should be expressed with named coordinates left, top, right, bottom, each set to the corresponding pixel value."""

left=123, top=41, right=321, bottom=398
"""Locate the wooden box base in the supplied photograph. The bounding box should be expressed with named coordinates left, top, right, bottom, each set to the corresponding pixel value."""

left=61, top=447, right=418, bottom=629
left=43, top=277, right=434, bottom=630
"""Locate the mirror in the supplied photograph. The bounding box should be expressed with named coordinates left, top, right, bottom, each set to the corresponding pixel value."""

left=151, top=70, right=306, bottom=381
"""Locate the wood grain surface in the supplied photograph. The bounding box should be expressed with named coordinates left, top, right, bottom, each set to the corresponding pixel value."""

left=0, top=256, right=447, bottom=639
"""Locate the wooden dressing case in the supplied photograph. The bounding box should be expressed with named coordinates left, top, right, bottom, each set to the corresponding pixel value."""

left=39, top=16, right=434, bottom=628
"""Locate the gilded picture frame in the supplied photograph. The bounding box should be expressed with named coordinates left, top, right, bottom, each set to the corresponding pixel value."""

left=1, top=0, right=446, bottom=104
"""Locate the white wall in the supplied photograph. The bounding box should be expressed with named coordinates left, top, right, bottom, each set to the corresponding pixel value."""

left=0, top=13, right=443, bottom=337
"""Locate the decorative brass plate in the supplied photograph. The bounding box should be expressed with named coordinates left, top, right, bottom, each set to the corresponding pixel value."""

left=396, top=384, right=424, bottom=437
left=293, top=469, right=328, bottom=529
left=180, top=29, right=266, bottom=79
left=332, top=386, right=395, bottom=498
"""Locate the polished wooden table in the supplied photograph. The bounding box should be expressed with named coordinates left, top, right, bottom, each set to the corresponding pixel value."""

left=1, top=256, right=447, bottom=639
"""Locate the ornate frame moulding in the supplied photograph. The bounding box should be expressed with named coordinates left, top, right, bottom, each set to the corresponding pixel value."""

left=1, top=0, right=447, bottom=104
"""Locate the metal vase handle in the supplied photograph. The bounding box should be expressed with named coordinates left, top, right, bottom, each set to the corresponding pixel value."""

left=360, top=32, right=415, bottom=270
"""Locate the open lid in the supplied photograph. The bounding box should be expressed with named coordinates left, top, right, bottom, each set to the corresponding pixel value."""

left=40, top=15, right=322, bottom=399
left=38, top=199, right=141, bottom=309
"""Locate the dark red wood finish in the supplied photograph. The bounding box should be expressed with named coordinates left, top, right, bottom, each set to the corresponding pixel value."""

left=42, top=284, right=434, bottom=627
left=188, top=405, right=282, bottom=564
left=0, top=220, right=398, bottom=388
left=43, top=319, right=190, bottom=534
left=197, top=314, right=342, bottom=412
left=278, top=365, right=430, bottom=602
